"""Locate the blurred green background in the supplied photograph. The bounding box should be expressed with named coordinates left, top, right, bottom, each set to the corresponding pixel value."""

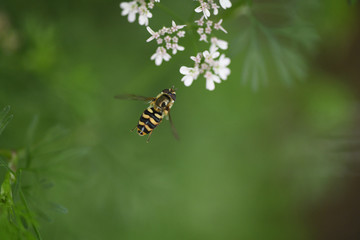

left=1, top=0, right=360, bottom=239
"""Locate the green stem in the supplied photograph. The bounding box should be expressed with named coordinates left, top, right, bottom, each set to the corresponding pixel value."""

left=18, top=169, right=43, bottom=240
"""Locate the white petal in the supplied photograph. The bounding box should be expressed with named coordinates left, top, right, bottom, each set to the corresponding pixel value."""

left=195, top=6, right=202, bottom=13
left=217, top=39, right=228, bottom=49
left=219, top=0, right=232, bottom=9
left=120, top=2, right=129, bottom=13
left=219, top=68, right=230, bottom=80
left=212, top=51, right=220, bottom=59
left=180, top=66, right=191, bottom=75
left=146, top=26, right=155, bottom=35
left=213, top=74, right=221, bottom=83
left=220, top=55, right=231, bottom=66
left=128, top=12, right=136, bottom=22
left=203, top=50, right=210, bottom=58
left=206, top=78, right=215, bottom=91
left=204, top=8, right=210, bottom=18
left=182, top=75, right=194, bottom=86
left=163, top=52, right=171, bottom=61
left=155, top=56, right=163, bottom=65
left=177, top=45, right=184, bottom=51
left=150, top=52, right=157, bottom=60
left=146, top=36, right=155, bottom=42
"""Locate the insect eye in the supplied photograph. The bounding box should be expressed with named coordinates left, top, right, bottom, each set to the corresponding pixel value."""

left=163, top=89, right=170, bottom=94
left=170, top=93, right=176, bottom=101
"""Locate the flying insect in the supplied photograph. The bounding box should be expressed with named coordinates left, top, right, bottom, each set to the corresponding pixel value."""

left=115, top=87, right=178, bottom=142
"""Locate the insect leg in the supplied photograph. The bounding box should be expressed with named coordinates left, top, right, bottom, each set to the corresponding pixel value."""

left=168, top=111, right=179, bottom=141
left=146, top=131, right=153, bottom=143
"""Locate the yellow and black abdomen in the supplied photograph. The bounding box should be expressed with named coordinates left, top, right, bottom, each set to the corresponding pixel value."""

left=137, top=107, right=163, bottom=136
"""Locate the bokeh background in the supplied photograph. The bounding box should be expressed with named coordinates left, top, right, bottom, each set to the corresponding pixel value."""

left=1, top=0, right=360, bottom=239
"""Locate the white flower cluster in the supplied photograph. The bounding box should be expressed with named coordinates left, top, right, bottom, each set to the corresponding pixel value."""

left=180, top=0, right=231, bottom=91
left=146, top=21, right=186, bottom=66
left=120, top=0, right=160, bottom=26
left=196, top=17, right=227, bottom=43
left=180, top=45, right=230, bottom=91
left=195, top=0, right=232, bottom=19
left=120, top=0, right=232, bottom=91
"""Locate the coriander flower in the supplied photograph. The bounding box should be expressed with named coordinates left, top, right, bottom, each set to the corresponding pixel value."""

left=179, top=46, right=230, bottom=91
left=146, top=21, right=186, bottom=65
left=204, top=71, right=221, bottom=91
left=211, top=3, right=220, bottom=15
left=180, top=66, right=200, bottom=86
left=214, top=19, right=227, bottom=33
left=120, top=1, right=138, bottom=23
left=138, top=5, right=152, bottom=26
left=195, top=1, right=211, bottom=19
left=172, top=43, right=184, bottom=54
left=146, top=26, right=159, bottom=42
left=171, top=21, right=186, bottom=32
left=151, top=46, right=171, bottom=65
left=219, top=0, right=232, bottom=9
left=213, top=54, right=231, bottom=80
left=211, top=37, right=228, bottom=50
left=203, top=45, right=220, bottom=64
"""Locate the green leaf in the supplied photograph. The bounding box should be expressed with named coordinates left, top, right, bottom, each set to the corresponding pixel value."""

left=0, top=105, right=13, bottom=136
left=0, top=157, right=15, bottom=176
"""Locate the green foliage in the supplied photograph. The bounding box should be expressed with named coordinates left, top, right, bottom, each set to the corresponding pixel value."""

left=0, top=0, right=358, bottom=239
left=348, top=0, right=359, bottom=5
left=0, top=108, right=85, bottom=240
left=0, top=106, right=13, bottom=136
left=230, top=0, right=319, bottom=89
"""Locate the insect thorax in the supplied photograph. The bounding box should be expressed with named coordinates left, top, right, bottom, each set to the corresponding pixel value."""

left=154, top=94, right=173, bottom=111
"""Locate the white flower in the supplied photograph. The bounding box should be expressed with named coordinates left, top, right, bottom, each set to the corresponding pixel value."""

left=204, top=71, right=221, bottom=90
left=151, top=47, right=171, bottom=65
left=172, top=43, right=184, bottom=54
left=205, top=26, right=212, bottom=34
left=171, top=21, right=186, bottom=32
left=211, top=3, right=220, bottom=15
left=214, top=19, right=227, bottom=33
left=138, top=5, right=152, bottom=26
left=146, top=26, right=159, bottom=42
left=164, top=35, right=171, bottom=43
left=219, top=0, right=232, bottom=9
left=177, top=31, right=186, bottom=38
left=120, top=1, right=138, bottom=23
left=195, top=2, right=211, bottom=19
left=203, top=45, right=220, bottom=64
left=190, top=53, right=202, bottom=64
left=159, top=27, right=168, bottom=35
left=199, top=34, right=208, bottom=42
left=195, top=16, right=205, bottom=26
left=172, top=36, right=178, bottom=43
left=148, top=2, right=154, bottom=9
left=213, top=54, right=231, bottom=80
left=211, top=37, right=228, bottom=50
left=180, top=66, right=199, bottom=86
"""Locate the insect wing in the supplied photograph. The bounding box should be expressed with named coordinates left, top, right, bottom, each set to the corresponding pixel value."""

left=114, top=94, right=155, bottom=102
left=168, top=111, right=179, bottom=141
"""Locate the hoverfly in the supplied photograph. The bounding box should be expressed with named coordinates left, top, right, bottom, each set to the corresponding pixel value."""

left=115, top=87, right=179, bottom=142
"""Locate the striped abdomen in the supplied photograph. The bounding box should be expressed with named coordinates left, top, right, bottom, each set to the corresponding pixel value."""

left=137, top=107, right=163, bottom=136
